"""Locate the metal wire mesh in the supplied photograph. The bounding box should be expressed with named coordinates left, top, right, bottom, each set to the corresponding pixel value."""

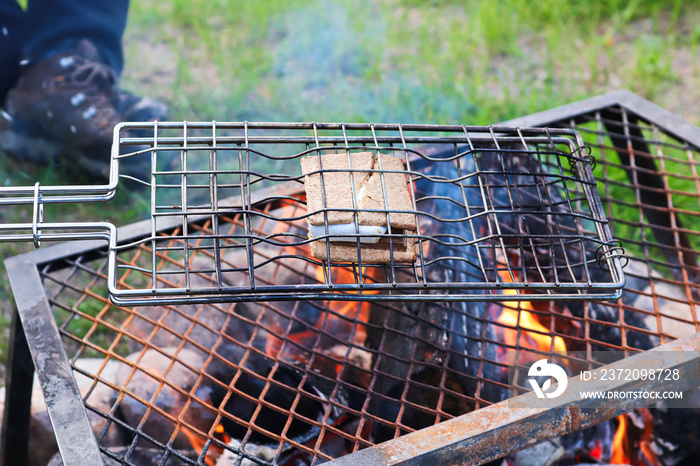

left=103, top=122, right=624, bottom=305
left=566, top=106, right=699, bottom=344
left=30, top=104, right=697, bottom=464
left=9, top=102, right=700, bottom=465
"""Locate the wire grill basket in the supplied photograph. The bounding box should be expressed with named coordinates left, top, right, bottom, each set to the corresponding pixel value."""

left=0, top=122, right=624, bottom=305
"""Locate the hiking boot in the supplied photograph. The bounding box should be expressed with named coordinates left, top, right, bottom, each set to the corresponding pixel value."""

left=2, top=39, right=167, bottom=181
left=116, top=89, right=169, bottom=123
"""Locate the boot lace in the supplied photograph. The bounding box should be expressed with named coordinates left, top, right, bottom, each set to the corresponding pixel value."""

left=53, top=55, right=119, bottom=129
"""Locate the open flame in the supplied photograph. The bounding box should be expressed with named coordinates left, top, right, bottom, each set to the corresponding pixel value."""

left=182, top=426, right=229, bottom=466
left=610, top=411, right=659, bottom=466
left=495, top=269, right=567, bottom=358
left=492, top=265, right=662, bottom=466
left=264, top=264, right=374, bottom=380
left=253, top=200, right=374, bottom=377
left=493, top=266, right=659, bottom=466
left=184, top=201, right=663, bottom=466
left=259, top=200, right=377, bottom=379
left=183, top=200, right=380, bottom=464
left=611, top=414, right=629, bottom=464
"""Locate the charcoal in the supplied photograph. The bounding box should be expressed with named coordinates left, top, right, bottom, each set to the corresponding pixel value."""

left=191, top=335, right=346, bottom=451
left=209, top=364, right=326, bottom=446
left=513, top=404, right=700, bottom=466
left=583, top=305, right=655, bottom=351
left=410, top=140, right=612, bottom=290
left=644, top=404, right=700, bottom=466
left=128, top=257, right=235, bottom=356
left=184, top=140, right=662, bottom=457
left=557, top=263, right=658, bottom=351
left=507, top=419, right=616, bottom=466
left=369, top=141, right=664, bottom=446
left=410, top=146, right=522, bottom=393
left=473, top=144, right=611, bottom=287
left=507, top=438, right=566, bottom=466
left=370, top=366, right=474, bottom=443
left=470, top=143, right=657, bottom=350
left=366, top=298, right=487, bottom=440
left=216, top=439, right=278, bottom=466
left=365, top=297, right=465, bottom=441
left=194, top=277, right=354, bottom=449
left=222, top=246, right=370, bottom=377
left=114, top=348, right=209, bottom=450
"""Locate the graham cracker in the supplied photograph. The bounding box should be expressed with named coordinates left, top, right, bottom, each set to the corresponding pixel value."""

left=309, top=234, right=417, bottom=263
left=301, top=152, right=416, bottom=231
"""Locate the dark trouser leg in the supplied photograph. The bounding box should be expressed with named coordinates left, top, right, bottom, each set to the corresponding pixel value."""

left=23, top=0, right=130, bottom=74
left=0, top=0, right=26, bottom=102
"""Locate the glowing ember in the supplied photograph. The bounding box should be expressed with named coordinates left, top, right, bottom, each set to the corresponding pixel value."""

left=589, top=440, right=603, bottom=461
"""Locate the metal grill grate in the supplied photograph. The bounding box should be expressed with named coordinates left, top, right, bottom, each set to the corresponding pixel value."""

left=3, top=92, right=699, bottom=465
left=1, top=123, right=625, bottom=304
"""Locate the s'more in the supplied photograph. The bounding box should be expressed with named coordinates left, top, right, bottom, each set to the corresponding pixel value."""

left=301, top=151, right=418, bottom=263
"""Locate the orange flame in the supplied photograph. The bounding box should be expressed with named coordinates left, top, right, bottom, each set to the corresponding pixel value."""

left=182, top=426, right=227, bottom=466
left=638, top=408, right=659, bottom=466
left=264, top=265, right=374, bottom=377
left=313, top=264, right=374, bottom=327
left=261, top=200, right=375, bottom=376
left=610, top=411, right=659, bottom=466
left=496, top=269, right=567, bottom=355
left=611, top=414, right=629, bottom=465
left=186, top=200, right=377, bottom=461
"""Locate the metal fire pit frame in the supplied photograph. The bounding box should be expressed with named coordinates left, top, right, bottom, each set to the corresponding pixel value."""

left=2, top=90, right=700, bottom=466
left=3, top=243, right=699, bottom=466
left=330, top=334, right=700, bottom=466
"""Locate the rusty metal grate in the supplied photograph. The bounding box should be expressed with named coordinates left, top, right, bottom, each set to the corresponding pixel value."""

left=3, top=91, right=700, bottom=466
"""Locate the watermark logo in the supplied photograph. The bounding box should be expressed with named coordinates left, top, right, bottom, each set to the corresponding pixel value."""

left=508, top=351, right=697, bottom=409
left=528, top=359, right=568, bottom=399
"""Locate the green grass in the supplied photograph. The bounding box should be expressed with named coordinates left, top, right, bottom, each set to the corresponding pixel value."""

left=2, top=0, right=700, bottom=380
left=0, top=157, right=149, bottom=372
left=122, top=0, right=699, bottom=124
